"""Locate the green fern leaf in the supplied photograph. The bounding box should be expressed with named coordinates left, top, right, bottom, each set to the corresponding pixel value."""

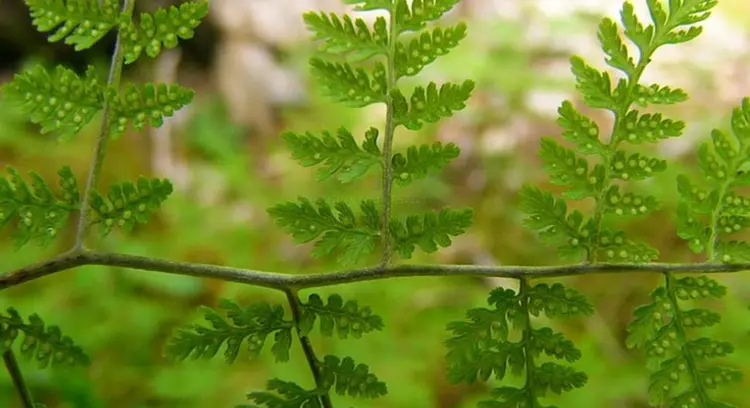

left=534, top=362, right=588, bottom=395
left=303, top=12, right=388, bottom=61
left=594, top=228, right=659, bottom=262
left=394, top=0, right=463, bottom=32
left=1, top=64, right=103, bottom=140
left=282, top=127, right=382, bottom=183
left=445, top=287, right=524, bottom=383
left=633, top=83, right=688, bottom=106
left=569, top=56, right=623, bottom=111
left=526, top=283, right=594, bottom=318
left=519, top=185, right=589, bottom=260
left=267, top=198, right=381, bottom=266
left=318, top=355, right=388, bottom=398
left=556, top=101, right=607, bottom=156
left=107, top=82, right=195, bottom=137
left=389, top=207, right=473, bottom=258
left=88, top=176, right=172, bottom=236
left=0, top=166, right=80, bottom=248
left=23, top=0, right=120, bottom=50
left=165, top=299, right=293, bottom=364
left=246, top=379, right=322, bottom=408
left=392, top=80, right=474, bottom=130
left=299, top=293, right=384, bottom=338
left=597, top=17, right=636, bottom=76
left=539, top=138, right=605, bottom=200
left=531, top=327, right=582, bottom=363
left=309, top=59, right=387, bottom=107
left=391, top=141, right=459, bottom=186
left=617, top=110, right=684, bottom=144
left=610, top=151, right=667, bottom=181
left=603, top=186, right=660, bottom=217
left=0, top=307, right=89, bottom=368
left=395, top=23, right=467, bottom=78
left=121, top=0, right=209, bottom=64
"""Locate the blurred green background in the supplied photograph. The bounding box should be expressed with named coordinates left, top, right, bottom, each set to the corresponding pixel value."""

left=2, top=0, right=750, bottom=407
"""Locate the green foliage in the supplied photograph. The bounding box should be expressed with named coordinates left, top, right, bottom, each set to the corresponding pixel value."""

left=626, top=276, right=741, bottom=407
left=107, top=82, right=195, bottom=137
left=389, top=207, right=473, bottom=258
left=244, top=379, right=324, bottom=408
left=281, top=127, right=382, bottom=183
left=445, top=282, right=593, bottom=406
left=268, top=198, right=381, bottom=266
left=0, top=166, right=79, bottom=248
left=0, top=307, right=89, bottom=368
left=318, top=355, right=387, bottom=398
left=8, top=0, right=750, bottom=407
left=165, top=299, right=294, bottom=364
left=299, top=293, right=384, bottom=338
left=277, top=0, right=475, bottom=271
left=1, top=65, right=103, bottom=140
left=392, top=81, right=475, bottom=131
left=120, top=0, right=209, bottom=64
left=24, top=0, right=121, bottom=51
left=88, top=176, right=173, bottom=236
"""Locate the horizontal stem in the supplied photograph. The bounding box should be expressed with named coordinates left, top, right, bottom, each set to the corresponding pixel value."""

left=0, top=249, right=747, bottom=292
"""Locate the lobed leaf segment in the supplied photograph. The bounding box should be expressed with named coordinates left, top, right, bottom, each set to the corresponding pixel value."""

left=165, top=297, right=387, bottom=406
left=270, top=0, right=475, bottom=267
left=0, top=307, right=89, bottom=369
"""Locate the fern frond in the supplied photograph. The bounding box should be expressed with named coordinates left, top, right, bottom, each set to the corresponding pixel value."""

left=23, top=0, right=120, bottom=50
left=282, top=127, right=382, bottom=183
left=303, top=12, right=388, bottom=61
left=392, top=80, right=474, bottom=130
left=0, top=307, right=89, bottom=368
left=0, top=166, right=79, bottom=248
left=245, top=379, right=322, bottom=408
left=394, top=23, right=467, bottom=78
left=165, top=299, right=293, bottom=364
left=626, top=274, right=740, bottom=408
left=391, top=141, right=460, bottom=186
left=1, top=64, right=103, bottom=140
left=107, top=82, right=195, bottom=137
left=267, top=198, right=381, bottom=266
left=318, top=355, right=388, bottom=398
left=445, top=288, right=524, bottom=383
left=120, top=0, right=209, bottom=64
left=298, top=293, right=384, bottom=338
left=88, top=177, right=172, bottom=236
left=309, top=59, right=387, bottom=107
left=389, top=207, right=473, bottom=259
left=447, top=282, right=589, bottom=406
